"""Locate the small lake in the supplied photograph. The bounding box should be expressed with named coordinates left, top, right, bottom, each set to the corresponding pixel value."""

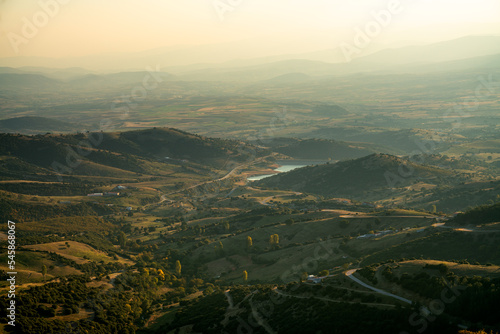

left=247, top=160, right=329, bottom=181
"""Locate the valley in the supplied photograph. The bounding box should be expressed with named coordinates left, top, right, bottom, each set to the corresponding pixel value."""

left=1, top=20, right=499, bottom=333
left=0, top=125, right=499, bottom=333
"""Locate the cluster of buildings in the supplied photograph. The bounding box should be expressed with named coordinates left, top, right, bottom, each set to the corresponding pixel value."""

left=356, top=229, right=395, bottom=240
left=306, top=275, right=326, bottom=284
left=306, top=267, right=339, bottom=284
left=87, top=192, right=121, bottom=197
left=59, top=185, right=135, bottom=211
left=87, top=185, right=127, bottom=197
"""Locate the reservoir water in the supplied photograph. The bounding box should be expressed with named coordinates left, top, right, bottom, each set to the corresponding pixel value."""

left=247, top=160, right=329, bottom=181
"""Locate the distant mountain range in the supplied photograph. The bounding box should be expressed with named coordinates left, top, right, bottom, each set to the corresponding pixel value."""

left=351, top=35, right=500, bottom=66
left=1, top=35, right=499, bottom=81
left=0, top=68, right=176, bottom=91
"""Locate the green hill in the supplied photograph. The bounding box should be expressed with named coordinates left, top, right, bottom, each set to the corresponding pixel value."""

left=450, top=202, right=500, bottom=226
left=96, top=127, right=265, bottom=167
left=257, top=153, right=456, bottom=198
left=0, top=128, right=267, bottom=177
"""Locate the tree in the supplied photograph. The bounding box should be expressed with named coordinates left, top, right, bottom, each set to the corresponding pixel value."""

left=158, top=269, right=165, bottom=281
left=140, top=268, right=150, bottom=277
left=246, top=236, right=253, bottom=249
left=243, top=270, right=248, bottom=281
left=41, top=265, right=47, bottom=282
left=118, top=231, right=127, bottom=248
left=215, top=241, right=225, bottom=256
left=204, top=286, right=214, bottom=295
left=269, top=234, right=279, bottom=246
left=319, top=270, right=329, bottom=277
left=175, top=260, right=182, bottom=276
left=190, top=278, right=204, bottom=287
left=431, top=205, right=437, bottom=213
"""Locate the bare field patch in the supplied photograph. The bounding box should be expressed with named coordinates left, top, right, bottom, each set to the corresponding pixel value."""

left=25, top=241, right=114, bottom=264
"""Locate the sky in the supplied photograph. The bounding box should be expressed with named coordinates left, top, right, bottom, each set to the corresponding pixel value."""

left=0, top=0, right=499, bottom=60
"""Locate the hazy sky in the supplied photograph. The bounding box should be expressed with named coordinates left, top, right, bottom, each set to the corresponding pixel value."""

left=0, top=0, right=499, bottom=59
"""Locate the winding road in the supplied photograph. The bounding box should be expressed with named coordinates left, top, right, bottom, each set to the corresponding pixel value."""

left=345, top=269, right=412, bottom=305
left=143, top=155, right=274, bottom=209
left=259, top=196, right=275, bottom=206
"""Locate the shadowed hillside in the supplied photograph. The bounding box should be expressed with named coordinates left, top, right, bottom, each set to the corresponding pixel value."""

left=257, top=153, right=456, bottom=198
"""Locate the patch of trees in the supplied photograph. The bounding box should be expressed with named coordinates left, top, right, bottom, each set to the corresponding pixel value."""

left=69, top=231, right=119, bottom=252
left=361, top=231, right=500, bottom=266
left=381, top=267, right=500, bottom=329
left=163, top=292, right=227, bottom=333
left=0, top=197, right=117, bottom=224
left=42, top=251, right=125, bottom=276
left=15, top=232, right=63, bottom=246
left=286, top=283, right=378, bottom=303
left=0, top=263, right=213, bottom=334
left=451, top=202, right=500, bottom=226
left=0, top=275, right=144, bottom=333
left=358, top=265, right=378, bottom=284
left=0, top=181, right=97, bottom=196
left=168, top=286, right=457, bottom=334
left=423, top=263, right=449, bottom=274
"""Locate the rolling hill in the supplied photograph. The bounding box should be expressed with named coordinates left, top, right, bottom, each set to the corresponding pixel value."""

left=0, top=128, right=266, bottom=172
left=257, top=153, right=457, bottom=198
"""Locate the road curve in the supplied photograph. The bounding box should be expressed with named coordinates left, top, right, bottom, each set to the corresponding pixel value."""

left=259, top=196, right=274, bottom=206
left=345, top=269, right=412, bottom=305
